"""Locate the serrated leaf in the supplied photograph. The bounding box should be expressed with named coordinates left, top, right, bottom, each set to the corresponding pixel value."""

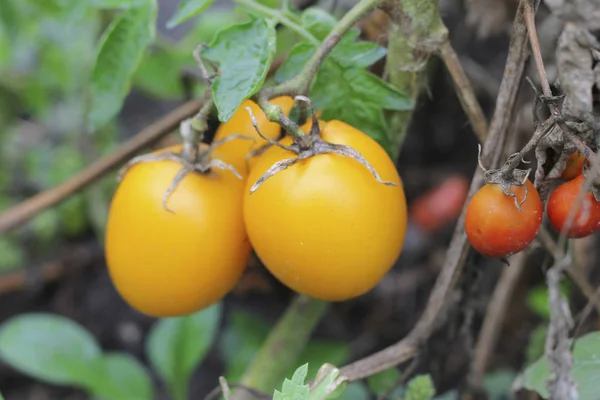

left=90, top=0, right=148, bottom=9
left=523, top=331, right=600, bottom=399
left=275, top=42, right=315, bottom=84
left=404, top=374, right=436, bottom=400
left=0, top=313, right=102, bottom=387
left=331, top=41, right=386, bottom=68
left=274, top=364, right=310, bottom=400
left=147, top=303, right=222, bottom=399
left=166, top=0, right=216, bottom=28
left=300, top=8, right=336, bottom=40
left=203, top=18, right=276, bottom=121
left=90, top=353, right=153, bottom=400
left=88, top=2, right=157, bottom=132
left=366, top=367, right=401, bottom=395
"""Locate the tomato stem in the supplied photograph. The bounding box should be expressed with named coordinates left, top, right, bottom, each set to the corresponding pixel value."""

left=231, top=295, right=328, bottom=400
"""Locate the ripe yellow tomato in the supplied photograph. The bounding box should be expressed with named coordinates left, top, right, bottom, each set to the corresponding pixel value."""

left=105, top=145, right=251, bottom=317
left=212, top=96, right=295, bottom=176
left=243, top=120, right=408, bottom=301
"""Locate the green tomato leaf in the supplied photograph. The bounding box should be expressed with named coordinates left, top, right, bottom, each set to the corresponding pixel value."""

left=134, top=47, right=194, bottom=99
left=88, top=2, right=157, bottom=132
left=90, top=353, right=153, bottom=400
left=523, top=331, right=600, bottom=400
left=147, top=303, right=222, bottom=398
left=344, top=68, right=411, bottom=111
left=0, top=313, right=102, bottom=387
left=274, top=42, right=314, bottom=84
left=274, top=363, right=310, bottom=400
left=404, top=374, right=436, bottom=400
left=331, top=40, right=386, bottom=69
left=166, top=0, right=217, bottom=28
left=366, top=367, right=401, bottom=395
left=300, top=8, right=336, bottom=40
left=219, top=310, right=271, bottom=382
left=90, top=0, right=148, bottom=9
left=203, top=18, right=276, bottom=121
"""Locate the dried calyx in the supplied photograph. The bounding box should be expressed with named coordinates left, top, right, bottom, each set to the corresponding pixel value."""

left=247, top=95, right=397, bottom=194
left=477, top=144, right=532, bottom=211
left=118, top=118, right=252, bottom=212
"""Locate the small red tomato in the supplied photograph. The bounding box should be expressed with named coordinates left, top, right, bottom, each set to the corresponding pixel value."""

left=409, top=175, right=469, bottom=233
left=547, top=174, right=600, bottom=238
left=560, top=151, right=587, bottom=181
left=465, top=180, right=543, bottom=258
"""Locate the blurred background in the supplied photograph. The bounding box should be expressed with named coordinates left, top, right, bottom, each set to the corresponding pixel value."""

left=0, top=0, right=598, bottom=399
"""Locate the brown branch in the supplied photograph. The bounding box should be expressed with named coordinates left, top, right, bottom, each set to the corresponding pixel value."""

left=438, top=39, right=489, bottom=143
left=468, top=251, right=528, bottom=388
left=339, top=0, right=532, bottom=381
left=0, top=99, right=205, bottom=235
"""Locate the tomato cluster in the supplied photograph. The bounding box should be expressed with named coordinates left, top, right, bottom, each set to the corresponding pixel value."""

left=105, top=98, right=408, bottom=317
left=465, top=150, right=600, bottom=259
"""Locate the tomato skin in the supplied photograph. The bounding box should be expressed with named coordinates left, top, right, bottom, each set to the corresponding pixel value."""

left=243, top=120, right=408, bottom=301
left=547, top=174, right=600, bottom=238
left=409, top=175, right=469, bottom=233
left=560, top=151, right=587, bottom=180
left=105, top=145, right=251, bottom=317
left=465, top=180, right=543, bottom=258
left=212, top=96, right=295, bottom=176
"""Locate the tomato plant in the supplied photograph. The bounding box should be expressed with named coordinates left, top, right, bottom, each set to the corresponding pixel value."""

left=547, top=174, right=600, bottom=238
left=243, top=119, right=408, bottom=301
left=105, top=145, right=250, bottom=317
left=212, top=96, right=295, bottom=176
left=560, top=151, right=588, bottom=181
left=465, top=180, right=543, bottom=258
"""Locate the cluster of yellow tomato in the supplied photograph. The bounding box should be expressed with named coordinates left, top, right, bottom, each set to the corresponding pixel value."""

left=104, top=97, right=408, bottom=317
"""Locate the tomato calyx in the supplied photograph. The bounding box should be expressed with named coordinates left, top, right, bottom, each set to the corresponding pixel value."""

left=477, top=145, right=533, bottom=212
left=245, top=95, right=397, bottom=194
left=118, top=118, right=251, bottom=212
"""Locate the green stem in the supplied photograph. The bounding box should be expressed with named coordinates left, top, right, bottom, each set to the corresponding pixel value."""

left=233, top=295, right=329, bottom=400
left=234, top=0, right=319, bottom=45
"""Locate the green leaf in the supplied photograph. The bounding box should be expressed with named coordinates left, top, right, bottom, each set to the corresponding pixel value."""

left=147, top=303, right=222, bottom=399
left=333, top=382, right=370, bottom=400
left=308, top=364, right=348, bottom=400
left=90, top=0, right=148, bottom=9
left=134, top=46, right=193, bottom=99
left=523, top=330, right=600, bottom=400
left=526, top=282, right=571, bottom=320
left=0, top=313, right=102, bottom=387
left=166, top=0, right=217, bottom=28
left=274, top=42, right=314, bottom=84
left=367, top=367, right=401, bottom=396
left=343, top=68, right=411, bottom=111
left=294, top=340, right=351, bottom=382
left=219, top=310, right=271, bottom=382
left=90, top=353, right=153, bottom=400
left=203, top=18, right=276, bottom=121
left=404, top=374, right=436, bottom=400
left=88, top=2, right=157, bottom=132
left=274, top=363, right=310, bottom=400
left=331, top=40, right=386, bottom=69
left=300, top=8, right=336, bottom=40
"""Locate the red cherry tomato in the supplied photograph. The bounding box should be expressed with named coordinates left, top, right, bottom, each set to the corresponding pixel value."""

left=560, top=151, right=588, bottom=181
left=547, top=174, right=600, bottom=238
left=465, top=180, right=543, bottom=258
left=409, top=175, right=470, bottom=233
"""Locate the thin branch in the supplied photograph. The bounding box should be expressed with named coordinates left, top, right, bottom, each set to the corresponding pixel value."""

left=0, top=99, right=205, bottom=235
left=339, top=0, right=532, bottom=380
left=468, top=251, right=528, bottom=388
left=438, top=39, right=489, bottom=143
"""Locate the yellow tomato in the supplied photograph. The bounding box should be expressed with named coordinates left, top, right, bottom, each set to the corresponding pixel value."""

left=243, top=120, right=408, bottom=301
left=105, top=145, right=251, bottom=317
left=212, top=96, right=295, bottom=176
